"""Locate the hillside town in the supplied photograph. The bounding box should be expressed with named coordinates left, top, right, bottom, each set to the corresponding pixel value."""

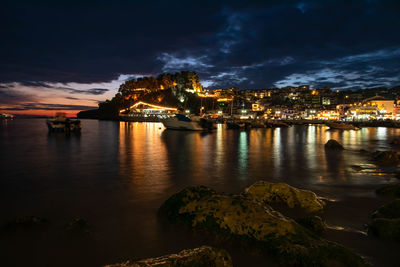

left=102, top=72, right=400, bottom=122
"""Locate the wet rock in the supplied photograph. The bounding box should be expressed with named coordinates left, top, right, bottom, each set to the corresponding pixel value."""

left=296, top=216, right=326, bottom=235
left=375, top=184, right=400, bottom=198
left=372, top=151, right=399, bottom=165
left=160, top=186, right=369, bottom=266
left=368, top=218, right=400, bottom=241
left=3, top=216, right=47, bottom=231
left=324, top=139, right=344, bottom=150
left=244, top=181, right=325, bottom=213
left=372, top=199, right=400, bottom=219
left=390, top=138, right=400, bottom=146
left=65, top=218, right=91, bottom=235
left=104, top=246, right=233, bottom=267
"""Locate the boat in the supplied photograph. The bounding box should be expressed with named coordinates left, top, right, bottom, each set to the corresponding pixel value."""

left=160, top=114, right=214, bottom=131
left=226, top=121, right=246, bottom=129
left=326, top=122, right=359, bottom=130
left=0, top=113, right=14, bottom=119
left=46, top=112, right=81, bottom=132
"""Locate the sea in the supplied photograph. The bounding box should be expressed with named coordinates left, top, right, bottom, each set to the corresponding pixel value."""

left=1, top=119, right=399, bottom=266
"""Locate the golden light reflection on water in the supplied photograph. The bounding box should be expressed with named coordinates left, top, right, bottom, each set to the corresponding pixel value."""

left=118, top=122, right=172, bottom=199
left=116, top=123, right=399, bottom=196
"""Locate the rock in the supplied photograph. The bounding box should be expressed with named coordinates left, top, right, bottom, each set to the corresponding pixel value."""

left=372, top=151, right=399, bottom=165
left=65, top=218, right=91, bottom=235
left=104, top=246, right=233, bottom=267
left=395, top=172, right=400, bottom=180
left=369, top=194, right=400, bottom=241
left=324, top=139, right=344, bottom=150
left=368, top=218, right=400, bottom=241
left=296, top=216, right=326, bottom=235
left=159, top=186, right=369, bottom=266
left=390, top=138, right=400, bottom=145
left=244, top=181, right=325, bottom=213
left=3, top=216, right=47, bottom=231
left=372, top=199, right=400, bottom=219
left=375, top=184, right=400, bottom=198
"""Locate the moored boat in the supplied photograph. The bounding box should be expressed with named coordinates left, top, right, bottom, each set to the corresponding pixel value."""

left=326, top=122, right=359, bottom=130
left=46, top=112, right=81, bottom=132
left=160, top=114, right=214, bottom=131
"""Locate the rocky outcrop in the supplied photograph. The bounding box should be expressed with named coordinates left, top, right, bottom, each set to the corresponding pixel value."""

left=375, top=184, right=400, bottom=198
left=324, top=139, right=344, bottom=150
left=372, top=151, right=399, bottom=165
left=105, top=246, right=233, bottom=267
left=369, top=199, right=400, bottom=241
left=368, top=218, right=400, bottom=241
left=372, top=199, right=400, bottom=219
left=244, top=181, right=325, bottom=213
left=159, top=186, right=369, bottom=266
left=296, top=216, right=326, bottom=235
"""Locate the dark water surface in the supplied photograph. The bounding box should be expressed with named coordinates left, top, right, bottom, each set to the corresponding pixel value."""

left=1, top=119, right=399, bottom=266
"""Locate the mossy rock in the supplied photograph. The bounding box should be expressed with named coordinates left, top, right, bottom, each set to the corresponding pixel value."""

left=375, top=184, right=400, bottom=198
left=160, top=186, right=369, bottom=266
left=368, top=218, right=400, bottom=241
left=324, top=139, right=344, bottom=150
left=3, top=216, right=47, bottom=231
left=372, top=199, right=400, bottom=219
left=244, top=181, right=325, bottom=213
left=105, top=246, right=233, bottom=267
left=65, top=218, right=91, bottom=235
left=372, top=151, right=399, bottom=165
left=296, top=216, right=326, bottom=235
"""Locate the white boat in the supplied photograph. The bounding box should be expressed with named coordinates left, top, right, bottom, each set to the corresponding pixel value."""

left=326, top=122, right=359, bottom=130
left=160, top=114, right=213, bottom=131
left=46, top=112, right=81, bottom=132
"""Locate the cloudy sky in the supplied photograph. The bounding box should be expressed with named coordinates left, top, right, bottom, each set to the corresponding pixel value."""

left=1, top=0, right=400, bottom=116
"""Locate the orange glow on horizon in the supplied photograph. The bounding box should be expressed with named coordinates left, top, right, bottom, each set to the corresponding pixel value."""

left=1, top=109, right=84, bottom=117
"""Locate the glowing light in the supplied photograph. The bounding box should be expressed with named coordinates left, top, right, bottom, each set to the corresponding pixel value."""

left=119, top=101, right=178, bottom=113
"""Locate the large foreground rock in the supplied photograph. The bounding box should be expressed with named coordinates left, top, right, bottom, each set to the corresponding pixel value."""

left=324, top=139, right=344, bottom=150
left=159, top=186, right=369, bottom=266
left=369, top=199, right=400, bottom=241
left=368, top=218, right=400, bottom=241
left=372, top=199, right=400, bottom=219
left=244, top=181, right=325, bottom=213
left=105, top=246, right=232, bottom=267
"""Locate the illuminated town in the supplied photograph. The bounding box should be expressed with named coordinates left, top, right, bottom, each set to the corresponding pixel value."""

left=115, top=82, right=400, bottom=122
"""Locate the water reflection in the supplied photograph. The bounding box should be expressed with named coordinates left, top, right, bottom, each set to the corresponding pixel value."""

left=1, top=120, right=400, bottom=267
left=118, top=122, right=172, bottom=200
left=238, top=131, right=248, bottom=179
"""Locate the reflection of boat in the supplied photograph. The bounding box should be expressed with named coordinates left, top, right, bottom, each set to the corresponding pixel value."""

left=326, top=122, right=359, bottom=130
left=46, top=113, right=81, bottom=132
left=160, top=114, right=213, bottom=131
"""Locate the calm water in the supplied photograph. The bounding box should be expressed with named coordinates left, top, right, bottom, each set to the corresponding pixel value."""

left=1, top=119, right=399, bottom=266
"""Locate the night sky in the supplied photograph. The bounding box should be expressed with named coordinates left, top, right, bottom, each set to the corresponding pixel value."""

left=1, top=0, right=400, bottom=115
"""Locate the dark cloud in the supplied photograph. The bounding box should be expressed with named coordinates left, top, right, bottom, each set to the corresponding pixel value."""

left=0, top=103, right=96, bottom=111
left=1, top=0, right=400, bottom=90
left=0, top=87, right=37, bottom=105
